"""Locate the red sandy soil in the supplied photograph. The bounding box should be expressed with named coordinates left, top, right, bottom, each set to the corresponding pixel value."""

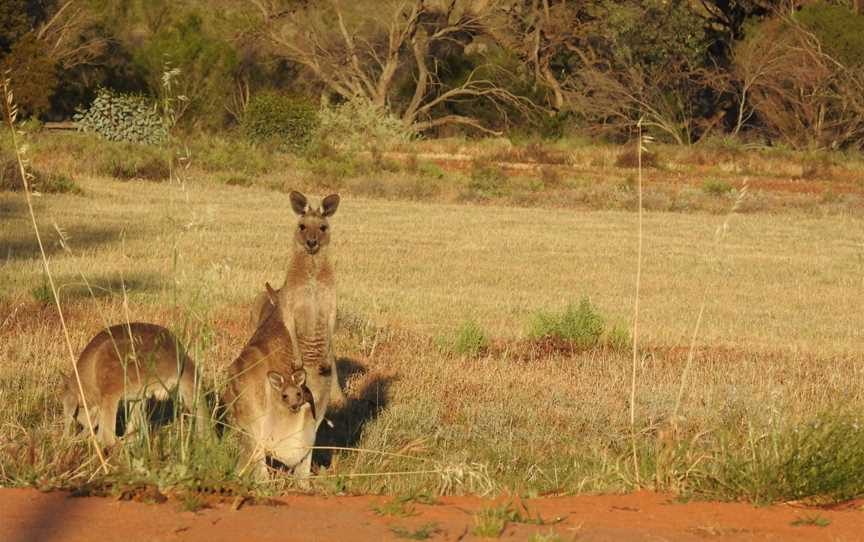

left=1, top=488, right=862, bottom=542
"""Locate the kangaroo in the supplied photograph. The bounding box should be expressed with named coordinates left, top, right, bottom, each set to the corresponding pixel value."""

left=250, top=191, right=344, bottom=405
left=61, top=323, right=206, bottom=446
left=225, top=283, right=326, bottom=481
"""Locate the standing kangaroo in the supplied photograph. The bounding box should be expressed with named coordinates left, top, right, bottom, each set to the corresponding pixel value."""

left=251, top=191, right=344, bottom=405
left=225, top=283, right=325, bottom=481
left=61, top=323, right=206, bottom=446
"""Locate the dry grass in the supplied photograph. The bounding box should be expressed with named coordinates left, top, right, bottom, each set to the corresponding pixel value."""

left=1, top=144, right=863, bottom=499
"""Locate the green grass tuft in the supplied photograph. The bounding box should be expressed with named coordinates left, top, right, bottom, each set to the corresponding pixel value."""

left=527, top=297, right=626, bottom=350
left=389, top=523, right=441, bottom=540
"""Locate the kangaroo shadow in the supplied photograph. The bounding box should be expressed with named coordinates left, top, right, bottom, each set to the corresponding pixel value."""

left=0, top=224, right=126, bottom=261
left=313, top=356, right=392, bottom=468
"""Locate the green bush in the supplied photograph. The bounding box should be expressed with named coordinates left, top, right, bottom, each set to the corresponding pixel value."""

left=74, top=89, right=168, bottom=144
left=314, top=98, right=412, bottom=153
left=462, top=159, right=507, bottom=200
left=697, top=414, right=864, bottom=504
left=702, top=179, right=734, bottom=197
left=528, top=297, right=625, bottom=349
left=243, top=92, right=318, bottom=151
left=94, top=143, right=171, bottom=181
left=191, top=135, right=273, bottom=175
left=436, top=319, right=490, bottom=357
left=132, top=13, right=238, bottom=128
left=798, top=3, right=864, bottom=68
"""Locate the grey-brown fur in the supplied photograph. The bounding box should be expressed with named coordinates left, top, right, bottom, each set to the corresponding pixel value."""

left=61, top=323, right=206, bottom=446
left=224, top=283, right=328, bottom=481
left=250, top=191, right=344, bottom=405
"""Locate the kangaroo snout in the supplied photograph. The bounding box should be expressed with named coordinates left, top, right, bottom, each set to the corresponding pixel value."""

left=306, top=239, right=318, bottom=251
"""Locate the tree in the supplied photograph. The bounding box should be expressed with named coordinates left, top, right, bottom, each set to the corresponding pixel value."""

left=254, top=0, right=533, bottom=134
left=732, top=12, right=864, bottom=149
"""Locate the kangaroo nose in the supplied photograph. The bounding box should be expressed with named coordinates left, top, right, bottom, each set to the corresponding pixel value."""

left=306, top=239, right=318, bottom=249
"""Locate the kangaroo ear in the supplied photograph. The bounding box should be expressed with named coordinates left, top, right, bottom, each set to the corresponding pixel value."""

left=290, top=369, right=306, bottom=387
left=321, top=194, right=340, bottom=217
left=267, top=371, right=285, bottom=390
left=290, top=191, right=308, bottom=216
left=265, top=282, right=278, bottom=305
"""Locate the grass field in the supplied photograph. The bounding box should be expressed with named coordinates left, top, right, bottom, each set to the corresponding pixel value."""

left=1, top=136, right=863, bottom=503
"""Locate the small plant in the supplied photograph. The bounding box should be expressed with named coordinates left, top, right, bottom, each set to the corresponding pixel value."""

left=472, top=506, right=509, bottom=538
left=390, top=523, right=441, bottom=540
left=74, top=88, right=168, bottom=144
left=464, top=159, right=507, bottom=200
left=616, top=148, right=660, bottom=169
left=417, top=161, right=445, bottom=179
left=702, top=179, right=734, bottom=197
left=220, top=174, right=253, bottom=187
left=179, top=492, right=208, bottom=513
left=790, top=515, right=831, bottom=527
left=528, top=532, right=566, bottom=542
left=450, top=319, right=490, bottom=357
left=373, top=496, right=419, bottom=517
left=30, top=281, right=53, bottom=305
left=528, top=297, right=619, bottom=349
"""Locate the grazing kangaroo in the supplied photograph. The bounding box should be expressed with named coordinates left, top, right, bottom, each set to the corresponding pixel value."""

left=225, top=283, right=325, bottom=481
left=250, top=191, right=344, bottom=405
left=61, top=323, right=206, bottom=446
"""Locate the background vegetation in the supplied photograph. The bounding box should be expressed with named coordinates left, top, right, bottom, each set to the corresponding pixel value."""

left=2, top=0, right=864, bottom=149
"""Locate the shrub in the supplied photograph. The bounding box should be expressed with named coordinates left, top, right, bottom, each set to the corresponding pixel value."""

left=94, top=143, right=171, bottom=181
left=436, top=319, right=490, bottom=357
left=314, top=98, right=412, bottom=154
left=702, top=179, right=733, bottom=197
left=0, top=156, right=81, bottom=194
left=697, top=414, right=864, bottom=504
left=615, top=148, right=660, bottom=169
left=74, top=89, right=168, bottom=144
left=0, top=34, right=57, bottom=119
left=132, top=13, right=238, bottom=128
left=243, top=92, right=318, bottom=152
left=453, top=319, right=490, bottom=357
left=798, top=3, right=864, bottom=68
left=191, top=135, right=273, bottom=175
left=528, top=297, right=624, bottom=349
left=462, top=159, right=507, bottom=200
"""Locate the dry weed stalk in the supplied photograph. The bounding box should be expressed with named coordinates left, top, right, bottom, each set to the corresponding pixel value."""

left=629, top=119, right=652, bottom=486
left=1, top=75, right=109, bottom=472
left=672, top=180, right=750, bottom=421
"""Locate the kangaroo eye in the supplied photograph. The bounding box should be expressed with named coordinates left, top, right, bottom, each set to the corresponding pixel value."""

left=299, top=224, right=306, bottom=231
left=320, top=225, right=328, bottom=232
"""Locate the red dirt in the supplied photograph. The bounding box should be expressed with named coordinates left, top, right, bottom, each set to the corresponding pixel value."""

left=2, top=488, right=862, bottom=542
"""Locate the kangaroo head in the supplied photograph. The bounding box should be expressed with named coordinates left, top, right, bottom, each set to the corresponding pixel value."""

left=289, top=191, right=340, bottom=256
left=267, top=369, right=312, bottom=414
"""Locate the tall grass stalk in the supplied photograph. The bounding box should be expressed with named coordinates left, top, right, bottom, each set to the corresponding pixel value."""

left=672, top=180, right=750, bottom=421
left=629, top=120, right=652, bottom=486
left=2, top=76, right=109, bottom=472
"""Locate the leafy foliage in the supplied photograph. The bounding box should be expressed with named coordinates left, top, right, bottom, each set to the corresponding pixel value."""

left=74, top=88, right=167, bottom=144
left=315, top=98, right=412, bottom=153
left=243, top=92, right=318, bottom=151
left=132, top=13, right=238, bottom=127
left=0, top=34, right=58, bottom=118
left=798, top=2, right=864, bottom=68
left=528, top=297, right=626, bottom=349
